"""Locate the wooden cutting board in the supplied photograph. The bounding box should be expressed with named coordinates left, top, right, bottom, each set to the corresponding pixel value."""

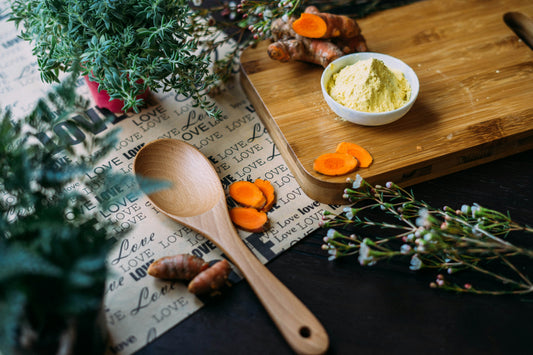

left=239, top=0, right=533, bottom=204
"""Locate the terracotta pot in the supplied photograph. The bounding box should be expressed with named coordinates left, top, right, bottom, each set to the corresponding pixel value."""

left=84, top=75, right=149, bottom=113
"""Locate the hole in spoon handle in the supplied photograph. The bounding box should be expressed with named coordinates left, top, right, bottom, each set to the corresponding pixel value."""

left=224, top=239, right=329, bottom=355
left=299, top=326, right=311, bottom=338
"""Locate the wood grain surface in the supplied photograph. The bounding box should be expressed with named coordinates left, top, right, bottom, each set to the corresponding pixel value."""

left=240, top=0, right=533, bottom=204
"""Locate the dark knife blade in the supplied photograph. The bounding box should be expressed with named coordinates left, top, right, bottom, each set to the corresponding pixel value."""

left=504, top=11, right=533, bottom=50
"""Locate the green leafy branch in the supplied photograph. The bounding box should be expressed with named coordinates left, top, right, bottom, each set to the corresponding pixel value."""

left=0, top=69, right=133, bottom=354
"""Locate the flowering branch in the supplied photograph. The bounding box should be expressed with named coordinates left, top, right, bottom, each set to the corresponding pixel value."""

left=320, top=175, right=533, bottom=295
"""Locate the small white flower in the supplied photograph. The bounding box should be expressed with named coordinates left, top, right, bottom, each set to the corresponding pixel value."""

left=358, top=240, right=373, bottom=266
left=416, top=208, right=431, bottom=228
left=343, top=207, right=355, bottom=220
left=192, top=0, right=203, bottom=6
left=409, top=254, right=423, bottom=270
left=471, top=204, right=481, bottom=218
left=281, top=13, right=289, bottom=22
left=352, top=174, right=363, bottom=189
left=416, top=245, right=426, bottom=253
left=263, top=9, right=273, bottom=19
left=400, top=244, right=412, bottom=254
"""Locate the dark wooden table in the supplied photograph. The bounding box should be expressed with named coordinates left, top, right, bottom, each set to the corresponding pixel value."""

left=135, top=148, right=533, bottom=354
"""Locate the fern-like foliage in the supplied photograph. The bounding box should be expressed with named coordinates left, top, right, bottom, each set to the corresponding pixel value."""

left=0, top=70, right=127, bottom=354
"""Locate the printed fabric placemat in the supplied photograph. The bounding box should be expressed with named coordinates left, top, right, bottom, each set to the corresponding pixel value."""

left=0, top=6, right=344, bottom=355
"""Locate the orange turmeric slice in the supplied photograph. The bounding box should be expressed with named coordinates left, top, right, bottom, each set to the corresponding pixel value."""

left=313, top=152, right=359, bottom=176
left=229, top=207, right=269, bottom=233
left=292, top=13, right=328, bottom=39
left=292, top=7, right=361, bottom=39
left=254, top=179, right=276, bottom=212
left=229, top=181, right=266, bottom=209
left=335, top=142, right=373, bottom=168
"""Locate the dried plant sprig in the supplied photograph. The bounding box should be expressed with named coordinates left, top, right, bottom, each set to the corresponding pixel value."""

left=320, top=175, right=533, bottom=295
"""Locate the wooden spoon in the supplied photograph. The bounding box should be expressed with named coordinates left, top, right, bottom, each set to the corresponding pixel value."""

left=133, top=138, right=329, bottom=355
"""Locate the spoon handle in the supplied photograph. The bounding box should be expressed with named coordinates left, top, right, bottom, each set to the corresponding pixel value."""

left=211, top=214, right=329, bottom=355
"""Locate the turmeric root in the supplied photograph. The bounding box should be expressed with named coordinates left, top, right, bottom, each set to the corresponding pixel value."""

left=267, top=38, right=304, bottom=63
left=268, top=7, right=367, bottom=68
left=292, top=6, right=362, bottom=39
left=188, top=259, right=232, bottom=296
left=313, top=152, right=359, bottom=176
left=229, top=180, right=267, bottom=209
left=148, top=254, right=233, bottom=297
left=335, top=142, right=373, bottom=168
left=270, top=16, right=296, bottom=41
left=267, top=37, right=344, bottom=67
left=147, top=254, right=209, bottom=280
left=229, top=207, right=270, bottom=232
left=333, top=34, right=368, bottom=54
left=254, top=179, right=276, bottom=212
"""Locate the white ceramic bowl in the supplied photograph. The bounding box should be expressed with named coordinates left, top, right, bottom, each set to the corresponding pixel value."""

left=321, top=52, right=419, bottom=126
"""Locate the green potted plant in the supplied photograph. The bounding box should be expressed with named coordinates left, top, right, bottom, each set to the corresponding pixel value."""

left=8, top=0, right=220, bottom=115
left=0, top=71, right=132, bottom=355
left=7, top=0, right=382, bottom=115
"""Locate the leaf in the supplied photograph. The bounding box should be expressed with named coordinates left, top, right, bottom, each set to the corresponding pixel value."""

left=0, top=243, right=62, bottom=282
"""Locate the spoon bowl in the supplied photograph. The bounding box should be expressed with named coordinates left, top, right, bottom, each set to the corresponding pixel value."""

left=134, top=138, right=329, bottom=355
left=134, top=139, right=220, bottom=217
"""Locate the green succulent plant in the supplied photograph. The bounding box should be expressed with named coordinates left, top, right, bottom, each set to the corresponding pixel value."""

left=8, top=0, right=220, bottom=115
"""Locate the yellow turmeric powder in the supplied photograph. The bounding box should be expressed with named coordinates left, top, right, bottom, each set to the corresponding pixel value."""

left=327, top=58, right=411, bottom=113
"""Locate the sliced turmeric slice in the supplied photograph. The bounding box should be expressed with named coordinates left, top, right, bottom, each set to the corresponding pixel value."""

left=229, top=207, right=269, bottom=233
left=335, top=142, right=373, bottom=168
left=229, top=181, right=266, bottom=210
left=254, top=179, right=276, bottom=212
left=292, top=6, right=361, bottom=39
left=292, top=13, right=328, bottom=39
left=313, top=152, right=359, bottom=176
